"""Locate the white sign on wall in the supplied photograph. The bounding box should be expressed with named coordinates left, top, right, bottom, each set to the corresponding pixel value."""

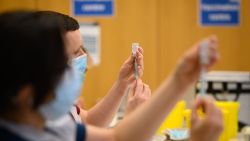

left=80, top=23, right=101, bottom=66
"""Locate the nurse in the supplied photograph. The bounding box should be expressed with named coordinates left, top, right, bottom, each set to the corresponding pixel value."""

left=38, top=11, right=150, bottom=125
left=0, top=10, right=223, bottom=141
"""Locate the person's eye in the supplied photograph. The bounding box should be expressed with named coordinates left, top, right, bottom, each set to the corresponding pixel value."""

left=76, top=50, right=82, bottom=56
left=73, top=50, right=80, bottom=57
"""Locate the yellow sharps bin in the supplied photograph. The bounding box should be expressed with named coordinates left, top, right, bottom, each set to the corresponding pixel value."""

left=157, top=101, right=186, bottom=134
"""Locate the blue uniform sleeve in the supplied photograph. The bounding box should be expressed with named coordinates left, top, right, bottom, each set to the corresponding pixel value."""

left=76, top=123, right=86, bottom=141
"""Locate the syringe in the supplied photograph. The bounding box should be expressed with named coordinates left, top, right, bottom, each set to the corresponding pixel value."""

left=199, top=41, right=209, bottom=96
left=132, top=43, right=140, bottom=80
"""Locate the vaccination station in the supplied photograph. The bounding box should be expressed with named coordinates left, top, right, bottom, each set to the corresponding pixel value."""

left=0, top=0, right=250, bottom=141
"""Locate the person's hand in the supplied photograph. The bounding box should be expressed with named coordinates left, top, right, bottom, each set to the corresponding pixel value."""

left=190, top=97, right=223, bottom=141
left=125, top=79, right=151, bottom=115
left=118, top=47, right=144, bottom=85
left=174, top=35, right=219, bottom=87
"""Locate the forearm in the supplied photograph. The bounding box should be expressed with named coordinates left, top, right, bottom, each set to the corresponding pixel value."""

left=85, top=80, right=128, bottom=127
left=113, top=72, right=193, bottom=141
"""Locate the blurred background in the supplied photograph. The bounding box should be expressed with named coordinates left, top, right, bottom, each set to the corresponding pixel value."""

left=1, top=0, right=249, bottom=128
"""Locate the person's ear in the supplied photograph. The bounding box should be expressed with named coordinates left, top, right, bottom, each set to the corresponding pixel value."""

left=15, top=85, right=34, bottom=106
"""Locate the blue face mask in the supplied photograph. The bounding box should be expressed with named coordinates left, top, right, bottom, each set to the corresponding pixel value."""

left=72, top=55, right=87, bottom=81
left=39, top=66, right=82, bottom=121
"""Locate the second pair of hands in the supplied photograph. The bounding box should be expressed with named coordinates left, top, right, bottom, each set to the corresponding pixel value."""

left=117, top=36, right=223, bottom=141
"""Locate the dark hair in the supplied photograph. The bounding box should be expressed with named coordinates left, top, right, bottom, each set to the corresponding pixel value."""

left=37, top=11, right=80, bottom=32
left=37, top=11, right=89, bottom=57
left=0, top=11, right=68, bottom=115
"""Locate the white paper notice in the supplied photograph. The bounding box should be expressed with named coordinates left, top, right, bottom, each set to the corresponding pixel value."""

left=79, top=23, right=101, bottom=66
